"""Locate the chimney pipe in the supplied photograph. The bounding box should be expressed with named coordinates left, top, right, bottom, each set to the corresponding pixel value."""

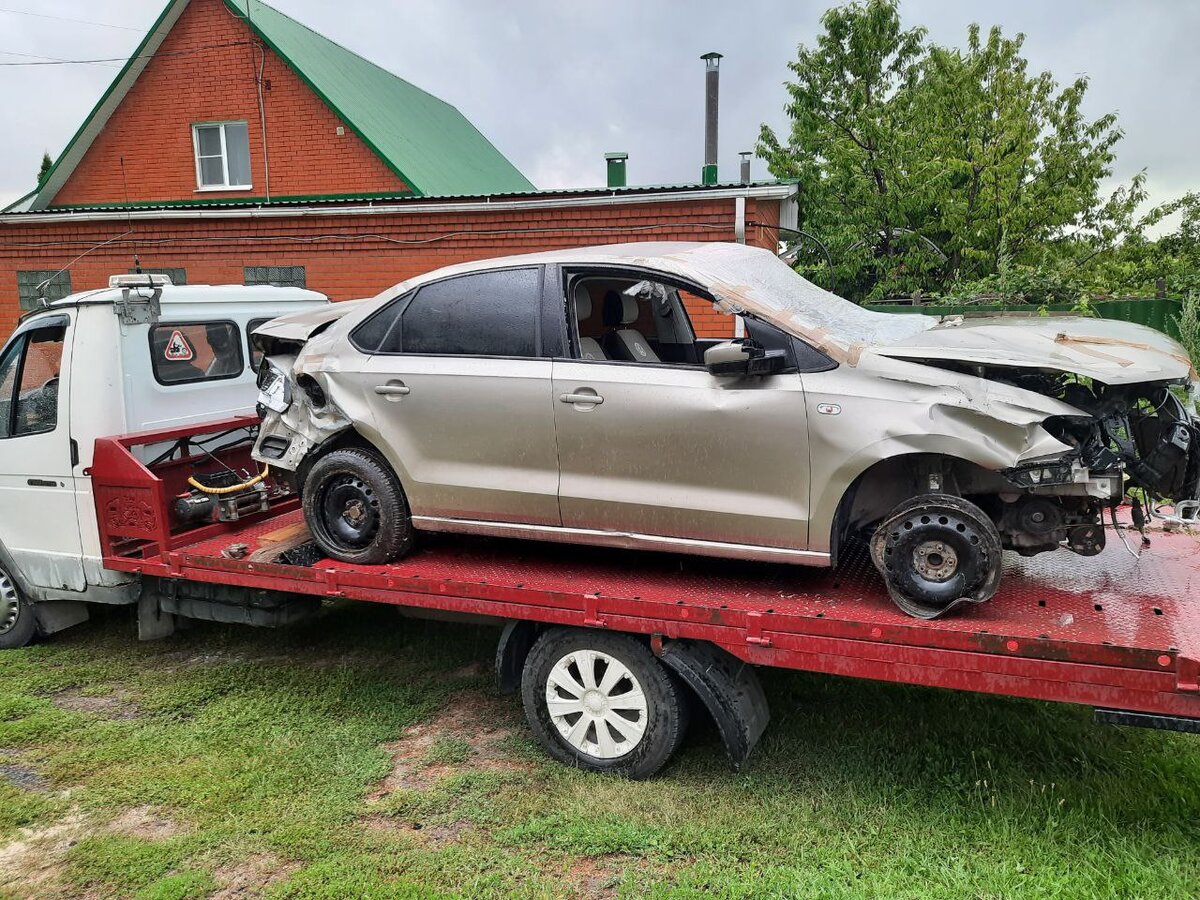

left=739, top=151, right=752, bottom=185
left=701, top=52, right=722, bottom=185
left=605, top=152, right=628, bottom=189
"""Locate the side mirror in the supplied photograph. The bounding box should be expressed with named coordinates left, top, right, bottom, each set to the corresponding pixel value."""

left=704, top=340, right=788, bottom=377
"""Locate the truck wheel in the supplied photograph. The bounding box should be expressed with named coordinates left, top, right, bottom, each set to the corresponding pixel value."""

left=521, top=629, right=690, bottom=779
left=0, top=565, right=36, bottom=650
left=303, top=448, right=414, bottom=565
left=870, top=494, right=1002, bottom=619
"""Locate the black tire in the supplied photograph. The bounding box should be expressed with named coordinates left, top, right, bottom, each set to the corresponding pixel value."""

left=0, top=565, right=37, bottom=650
left=521, top=628, right=690, bottom=779
left=869, top=494, right=1003, bottom=619
left=302, top=447, right=414, bottom=564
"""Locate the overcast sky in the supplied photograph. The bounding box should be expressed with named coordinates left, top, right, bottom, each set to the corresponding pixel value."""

left=2, top=0, right=1198, bottom=228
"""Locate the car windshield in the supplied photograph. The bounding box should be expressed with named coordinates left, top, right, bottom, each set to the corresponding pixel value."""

left=669, top=244, right=936, bottom=353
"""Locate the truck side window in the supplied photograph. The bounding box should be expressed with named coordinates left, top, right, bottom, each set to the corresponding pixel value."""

left=149, top=322, right=244, bottom=385
left=0, top=324, right=67, bottom=438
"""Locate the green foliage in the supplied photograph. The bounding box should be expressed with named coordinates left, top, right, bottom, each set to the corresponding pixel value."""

left=37, top=152, right=52, bottom=185
left=1175, top=292, right=1200, bottom=366
left=760, top=1, right=1138, bottom=303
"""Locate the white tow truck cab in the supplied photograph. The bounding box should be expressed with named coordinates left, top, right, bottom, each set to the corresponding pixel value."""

left=0, top=274, right=328, bottom=646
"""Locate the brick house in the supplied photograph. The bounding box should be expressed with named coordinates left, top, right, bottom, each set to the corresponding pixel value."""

left=0, top=0, right=795, bottom=338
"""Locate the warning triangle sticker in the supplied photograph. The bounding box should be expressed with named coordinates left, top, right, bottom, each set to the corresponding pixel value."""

left=163, top=330, right=194, bottom=361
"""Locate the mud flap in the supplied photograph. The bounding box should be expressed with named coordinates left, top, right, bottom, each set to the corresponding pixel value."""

left=32, top=600, right=89, bottom=636
left=137, top=589, right=175, bottom=641
left=657, top=639, right=770, bottom=771
left=495, top=620, right=539, bottom=696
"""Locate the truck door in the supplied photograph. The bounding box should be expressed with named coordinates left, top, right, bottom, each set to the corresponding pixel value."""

left=0, top=314, right=86, bottom=591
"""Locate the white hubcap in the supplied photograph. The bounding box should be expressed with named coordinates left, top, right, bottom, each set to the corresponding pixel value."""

left=545, top=649, right=648, bottom=759
left=0, top=568, right=19, bottom=635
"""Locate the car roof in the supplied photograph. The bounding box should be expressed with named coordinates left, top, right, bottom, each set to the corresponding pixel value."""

left=366, top=241, right=755, bottom=302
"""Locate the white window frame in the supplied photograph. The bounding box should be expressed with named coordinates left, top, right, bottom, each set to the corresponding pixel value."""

left=191, top=121, right=252, bottom=191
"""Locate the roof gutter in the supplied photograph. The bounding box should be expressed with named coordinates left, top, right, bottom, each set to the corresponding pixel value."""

left=0, top=184, right=796, bottom=225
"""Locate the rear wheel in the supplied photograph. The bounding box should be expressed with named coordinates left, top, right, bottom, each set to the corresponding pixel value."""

left=302, top=448, right=414, bottom=564
left=0, top=565, right=36, bottom=650
left=870, top=494, right=1002, bottom=619
left=521, top=629, right=689, bottom=779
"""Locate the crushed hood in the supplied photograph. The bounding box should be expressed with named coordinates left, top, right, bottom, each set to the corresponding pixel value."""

left=251, top=299, right=365, bottom=342
left=871, top=315, right=1197, bottom=385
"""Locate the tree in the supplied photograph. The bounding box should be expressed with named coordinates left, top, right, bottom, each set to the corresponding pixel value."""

left=758, top=0, right=929, bottom=299
left=759, top=1, right=1134, bottom=303
left=37, top=152, right=52, bottom=184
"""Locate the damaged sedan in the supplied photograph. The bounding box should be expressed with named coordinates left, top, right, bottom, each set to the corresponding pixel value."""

left=251, top=242, right=1200, bottom=618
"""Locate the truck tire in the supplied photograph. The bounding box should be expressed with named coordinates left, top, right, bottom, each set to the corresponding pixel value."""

left=0, top=565, right=37, bottom=650
left=521, top=628, right=690, bottom=779
left=870, top=493, right=1003, bottom=619
left=302, top=448, right=414, bottom=565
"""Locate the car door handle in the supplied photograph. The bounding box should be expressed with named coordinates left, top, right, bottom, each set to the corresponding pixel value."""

left=559, top=392, right=604, bottom=405
left=374, top=384, right=410, bottom=396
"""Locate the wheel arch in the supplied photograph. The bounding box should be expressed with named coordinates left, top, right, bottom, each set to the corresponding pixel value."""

left=827, top=449, right=1010, bottom=564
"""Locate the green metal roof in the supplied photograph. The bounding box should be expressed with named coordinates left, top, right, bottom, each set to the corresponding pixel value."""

left=223, top=0, right=533, bottom=197
left=13, top=0, right=533, bottom=211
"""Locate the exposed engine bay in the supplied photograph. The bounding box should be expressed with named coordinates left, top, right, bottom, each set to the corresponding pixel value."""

left=923, top=361, right=1200, bottom=557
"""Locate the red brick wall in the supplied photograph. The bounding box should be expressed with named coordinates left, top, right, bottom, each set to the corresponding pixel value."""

left=52, top=0, right=406, bottom=207
left=0, top=195, right=781, bottom=339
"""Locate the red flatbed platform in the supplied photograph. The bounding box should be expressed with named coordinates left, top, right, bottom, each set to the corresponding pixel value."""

left=92, top=418, right=1200, bottom=726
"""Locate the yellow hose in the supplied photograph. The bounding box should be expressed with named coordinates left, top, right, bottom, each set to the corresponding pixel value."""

left=187, top=464, right=270, bottom=495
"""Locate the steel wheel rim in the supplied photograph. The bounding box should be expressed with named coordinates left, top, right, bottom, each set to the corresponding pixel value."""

left=0, top=567, right=20, bottom=635
left=321, top=475, right=380, bottom=549
left=545, top=649, right=648, bottom=759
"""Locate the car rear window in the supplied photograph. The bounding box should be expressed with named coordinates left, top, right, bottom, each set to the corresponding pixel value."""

left=150, top=322, right=244, bottom=385
left=396, top=268, right=541, bottom=357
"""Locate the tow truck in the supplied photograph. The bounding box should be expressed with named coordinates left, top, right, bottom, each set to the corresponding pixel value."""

left=2, top=274, right=1199, bottom=777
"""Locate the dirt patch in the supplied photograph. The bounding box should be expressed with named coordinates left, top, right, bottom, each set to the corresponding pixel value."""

left=210, top=853, right=299, bottom=900
left=0, top=762, right=48, bottom=793
left=363, top=815, right=472, bottom=846
left=566, top=855, right=643, bottom=899
left=0, top=809, right=88, bottom=897
left=368, top=693, right=532, bottom=797
left=107, top=805, right=183, bottom=840
left=52, top=688, right=141, bottom=720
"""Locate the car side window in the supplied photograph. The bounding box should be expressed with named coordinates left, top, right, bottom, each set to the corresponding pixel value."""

left=0, top=322, right=67, bottom=439
left=149, top=321, right=244, bottom=385
left=392, top=268, right=542, bottom=357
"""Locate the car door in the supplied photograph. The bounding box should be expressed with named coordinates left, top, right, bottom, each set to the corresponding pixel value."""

left=0, top=314, right=86, bottom=591
left=349, top=266, right=561, bottom=525
left=551, top=275, right=814, bottom=554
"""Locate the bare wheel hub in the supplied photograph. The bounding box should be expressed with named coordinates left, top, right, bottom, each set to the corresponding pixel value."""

left=913, top=540, right=958, bottom=582
left=0, top=567, right=20, bottom=635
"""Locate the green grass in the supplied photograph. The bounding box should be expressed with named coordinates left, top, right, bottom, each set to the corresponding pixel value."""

left=0, top=601, right=1197, bottom=898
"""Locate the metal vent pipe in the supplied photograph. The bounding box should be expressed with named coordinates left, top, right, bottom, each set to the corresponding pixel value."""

left=701, top=52, right=722, bottom=185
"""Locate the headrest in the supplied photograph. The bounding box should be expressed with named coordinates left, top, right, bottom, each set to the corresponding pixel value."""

left=602, top=290, right=640, bottom=327
left=573, top=282, right=592, bottom=320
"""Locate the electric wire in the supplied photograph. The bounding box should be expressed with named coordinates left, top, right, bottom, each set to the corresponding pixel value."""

left=0, top=7, right=146, bottom=32
left=0, top=40, right=253, bottom=66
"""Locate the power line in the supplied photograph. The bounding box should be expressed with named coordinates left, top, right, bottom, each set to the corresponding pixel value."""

left=0, top=7, right=144, bottom=32
left=0, top=48, right=118, bottom=67
left=0, top=39, right=253, bottom=66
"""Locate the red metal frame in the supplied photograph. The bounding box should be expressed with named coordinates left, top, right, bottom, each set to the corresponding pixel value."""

left=91, top=420, right=1200, bottom=722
